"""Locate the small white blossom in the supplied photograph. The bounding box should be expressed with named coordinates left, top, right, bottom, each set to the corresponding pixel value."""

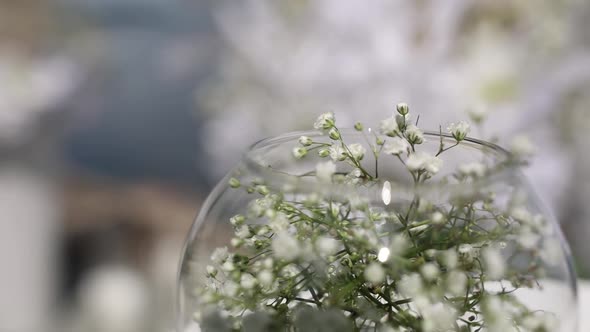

left=292, top=147, right=307, bottom=159
left=329, top=145, right=347, bottom=161
left=522, top=313, right=559, bottom=331
left=269, top=212, right=290, bottom=232
left=221, top=261, right=235, bottom=272
left=383, top=137, right=409, bottom=155
left=257, top=270, right=274, bottom=287
left=211, top=247, right=229, bottom=264
left=446, top=270, right=467, bottom=296
left=406, top=152, right=443, bottom=175
left=398, top=273, right=423, bottom=297
left=364, top=262, right=386, bottom=284
left=518, top=228, right=540, bottom=249
left=347, top=143, right=366, bottom=160
left=431, top=211, right=445, bottom=225
left=421, top=302, right=457, bottom=332
left=379, top=117, right=399, bottom=137
left=272, top=232, right=301, bottom=261
left=510, top=135, right=535, bottom=157
left=313, top=112, right=335, bottom=130
left=316, top=161, right=336, bottom=183
left=298, top=135, right=313, bottom=146
left=240, top=274, right=257, bottom=289
left=459, top=162, right=487, bottom=177
left=467, top=105, right=488, bottom=123
left=396, top=102, right=409, bottom=115
left=206, top=265, right=217, bottom=277
left=315, top=236, right=339, bottom=256
left=481, top=296, right=514, bottom=332
left=420, top=263, right=439, bottom=281
left=223, top=281, right=239, bottom=297
left=404, top=124, right=424, bottom=144
left=440, top=249, right=458, bottom=269
left=458, top=244, right=477, bottom=264
left=447, top=121, right=470, bottom=141
left=235, top=225, right=251, bottom=239
left=482, top=247, right=506, bottom=280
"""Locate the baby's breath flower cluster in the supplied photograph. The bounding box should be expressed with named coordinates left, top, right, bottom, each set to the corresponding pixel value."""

left=196, top=103, right=559, bottom=332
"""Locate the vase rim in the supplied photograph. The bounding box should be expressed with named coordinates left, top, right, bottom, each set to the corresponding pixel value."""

left=242, top=128, right=517, bottom=194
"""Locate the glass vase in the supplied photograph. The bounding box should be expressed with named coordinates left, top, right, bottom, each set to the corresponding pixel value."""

left=177, top=130, right=577, bottom=332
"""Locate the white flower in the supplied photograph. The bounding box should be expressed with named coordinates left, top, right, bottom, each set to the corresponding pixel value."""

left=222, top=281, right=239, bottom=297
left=383, top=137, right=409, bottom=155
left=431, top=211, right=445, bottom=225
left=329, top=145, right=347, bottom=161
left=482, top=247, right=506, bottom=280
left=398, top=273, right=423, bottom=297
left=272, top=232, right=301, bottom=261
left=458, top=162, right=487, bottom=177
left=206, top=265, right=217, bottom=277
left=313, top=112, right=335, bottom=130
left=406, top=152, right=443, bottom=175
left=347, top=143, right=366, bottom=160
left=510, top=135, right=535, bottom=157
left=298, top=135, right=313, bottom=146
left=235, top=225, right=251, bottom=239
left=404, top=124, right=424, bottom=144
left=420, top=263, right=439, bottom=281
left=316, top=161, right=336, bottom=182
left=292, top=147, right=307, bottom=159
left=315, top=236, right=339, bottom=256
left=396, top=102, right=409, bottom=115
left=440, top=249, right=458, bottom=269
left=211, top=247, right=229, bottom=264
left=518, top=228, right=540, bottom=249
left=447, top=121, right=470, bottom=141
left=364, top=262, right=386, bottom=284
left=379, top=117, right=399, bottom=137
left=421, top=302, right=457, bottom=332
left=522, top=313, right=559, bottom=331
left=257, top=270, right=274, bottom=287
left=467, top=105, right=488, bottom=123
left=446, top=270, right=467, bottom=296
left=481, top=297, right=514, bottom=332
left=240, top=274, right=257, bottom=289
left=458, top=244, right=477, bottom=263
left=389, top=234, right=409, bottom=256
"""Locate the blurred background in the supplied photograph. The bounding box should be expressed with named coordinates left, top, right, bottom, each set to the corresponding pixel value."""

left=0, top=0, right=589, bottom=331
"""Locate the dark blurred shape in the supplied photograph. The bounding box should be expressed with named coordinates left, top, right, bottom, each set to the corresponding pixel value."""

left=59, top=0, right=219, bottom=191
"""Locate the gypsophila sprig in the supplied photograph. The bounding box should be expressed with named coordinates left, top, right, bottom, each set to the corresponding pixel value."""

left=195, top=103, right=561, bottom=332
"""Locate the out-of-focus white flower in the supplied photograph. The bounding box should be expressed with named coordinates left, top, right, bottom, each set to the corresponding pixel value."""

left=329, top=145, right=347, bottom=161
left=440, top=249, right=458, bottom=269
left=316, top=161, right=336, bottom=182
left=240, top=274, right=257, bottom=289
left=481, top=296, right=514, bottom=332
left=257, top=270, right=274, bottom=287
left=272, top=232, right=300, bottom=261
left=467, top=105, right=488, bottom=124
left=313, top=112, right=335, bottom=130
left=315, top=236, right=339, bottom=256
left=421, top=302, right=458, bottom=332
left=420, top=263, right=439, bottom=281
left=383, top=137, right=409, bottom=155
left=447, top=121, right=471, bottom=141
left=482, top=247, right=505, bottom=280
left=459, top=162, right=487, bottom=177
left=446, top=270, right=467, bottom=296
left=510, top=135, right=536, bottom=157
left=348, top=143, right=366, bottom=160
left=398, top=273, right=423, bottom=297
left=235, top=225, right=251, bottom=239
left=380, top=117, right=399, bottom=137
left=522, top=313, right=559, bottom=331
left=406, top=152, right=443, bottom=175
left=431, top=211, right=445, bottom=225
left=404, top=125, right=424, bottom=144
left=211, top=247, right=229, bottom=264
left=364, top=262, right=386, bottom=284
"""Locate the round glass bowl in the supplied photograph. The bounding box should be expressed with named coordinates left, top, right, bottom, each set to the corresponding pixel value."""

left=177, top=130, right=577, bottom=332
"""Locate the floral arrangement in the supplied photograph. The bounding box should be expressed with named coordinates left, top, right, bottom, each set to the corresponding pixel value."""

left=195, top=104, right=560, bottom=332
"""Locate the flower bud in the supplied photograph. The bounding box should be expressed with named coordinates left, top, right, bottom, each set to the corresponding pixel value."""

left=396, top=102, right=409, bottom=115
left=328, top=128, right=341, bottom=140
